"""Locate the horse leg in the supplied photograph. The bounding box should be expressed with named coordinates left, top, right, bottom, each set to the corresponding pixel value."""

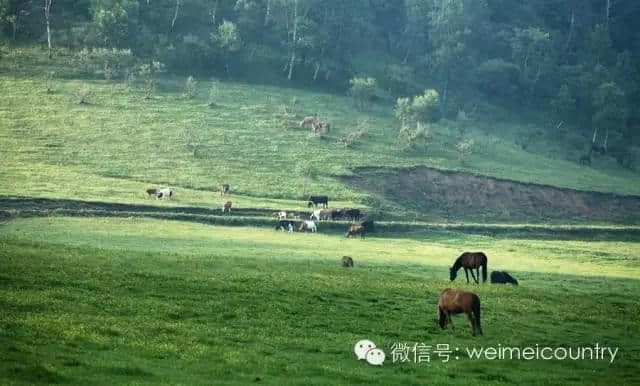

left=469, top=269, right=478, bottom=284
left=448, top=312, right=454, bottom=330
left=464, top=268, right=470, bottom=283
left=467, top=312, right=476, bottom=336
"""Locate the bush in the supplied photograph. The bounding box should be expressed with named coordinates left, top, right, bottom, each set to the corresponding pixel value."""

left=75, top=85, right=92, bottom=104
left=274, top=104, right=298, bottom=130
left=184, top=76, right=198, bottom=99
left=339, top=119, right=369, bottom=148
left=411, top=89, right=441, bottom=123
left=349, top=76, right=377, bottom=110
left=207, top=82, right=219, bottom=107
left=456, top=138, right=474, bottom=163
left=75, top=47, right=135, bottom=80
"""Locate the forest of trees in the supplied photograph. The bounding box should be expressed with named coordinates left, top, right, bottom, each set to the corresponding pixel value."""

left=1, top=0, right=639, bottom=154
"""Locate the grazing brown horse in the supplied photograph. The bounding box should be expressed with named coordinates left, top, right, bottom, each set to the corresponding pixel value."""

left=438, top=289, right=483, bottom=336
left=345, top=225, right=365, bottom=239
left=341, top=256, right=354, bottom=268
left=222, top=201, right=232, bottom=214
left=450, top=252, right=488, bottom=284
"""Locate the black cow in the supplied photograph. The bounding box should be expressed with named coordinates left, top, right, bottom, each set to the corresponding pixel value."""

left=307, top=195, right=328, bottom=208
left=146, top=188, right=158, bottom=198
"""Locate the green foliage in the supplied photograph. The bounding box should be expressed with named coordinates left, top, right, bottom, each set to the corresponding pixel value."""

left=214, top=20, right=242, bottom=53
left=75, top=84, right=92, bottom=104
left=339, top=119, right=369, bottom=148
left=75, top=47, right=135, bottom=80
left=474, top=59, right=520, bottom=97
left=592, top=82, right=628, bottom=132
left=411, top=89, right=441, bottom=123
left=551, top=84, right=576, bottom=121
left=349, top=76, right=377, bottom=110
left=456, top=137, right=474, bottom=163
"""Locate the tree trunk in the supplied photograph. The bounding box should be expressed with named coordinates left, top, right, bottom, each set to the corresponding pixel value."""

left=287, top=0, right=298, bottom=81
left=171, top=0, right=181, bottom=31
left=563, top=11, right=575, bottom=57
left=313, top=62, right=320, bottom=80
left=264, top=0, right=271, bottom=26
left=44, top=0, right=53, bottom=59
left=210, top=0, right=218, bottom=25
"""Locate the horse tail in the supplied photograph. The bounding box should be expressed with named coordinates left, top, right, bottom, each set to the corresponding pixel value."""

left=474, top=299, right=482, bottom=334
left=482, top=261, right=487, bottom=283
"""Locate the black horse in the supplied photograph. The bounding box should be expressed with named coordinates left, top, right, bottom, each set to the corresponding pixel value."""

left=490, top=271, right=518, bottom=285
left=450, top=252, right=488, bottom=284
left=307, top=195, right=328, bottom=208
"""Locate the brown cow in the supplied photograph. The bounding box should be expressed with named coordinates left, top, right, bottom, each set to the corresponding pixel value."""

left=345, top=225, right=365, bottom=239
left=222, top=201, right=232, bottom=214
left=341, top=256, right=354, bottom=268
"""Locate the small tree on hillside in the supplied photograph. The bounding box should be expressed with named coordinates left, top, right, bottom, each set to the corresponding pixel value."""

left=349, top=76, right=377, bottom=110
left=184, top=76, right=198, bottom=99
left=394, top=89, right=440, bottom=150
left=592, top=82, right=627, bottom=136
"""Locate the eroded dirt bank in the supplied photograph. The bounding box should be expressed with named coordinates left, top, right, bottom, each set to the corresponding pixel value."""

left=341, top=166, right=640, bottom=223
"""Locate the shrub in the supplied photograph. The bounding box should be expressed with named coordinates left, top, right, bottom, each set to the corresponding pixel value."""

left=207, top=82, right=219, bottom=107
left=349, top=76, right=377, bottom=110
left=75, top=47, right=135, bottom=80
left=184, top=76, right=198, bottom=99
left=456, top=138, right=474, bottom=163
left=339, top=119, right=369, bottom=148
left=75, top=85, right=92, bottom=104
left=411, top=89, right=441, bottom=123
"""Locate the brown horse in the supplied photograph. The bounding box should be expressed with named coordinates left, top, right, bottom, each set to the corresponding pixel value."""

left=450, top=252, right=488, bottom=284
left=345, top=225, right=365, bottom=239
left=341, top=256, right=354, bottom=267
left=438, top=289, right=483, bottom=336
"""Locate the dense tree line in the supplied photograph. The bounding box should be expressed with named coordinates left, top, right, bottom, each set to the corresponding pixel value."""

left=1, top=0, right=638, bottom=151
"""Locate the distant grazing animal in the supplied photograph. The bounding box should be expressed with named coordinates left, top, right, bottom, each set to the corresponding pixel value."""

left=146, top=188, right=158, bottom=198
left=438, top=289, right=483, bottom=336
left=341, top=256, right=354, bottom=268
left=360, top=218, right=375, bottom=233
left=222, top=201, right=232, bottom=214
left=299, top=220, right=317, bottom=233
left=450, top=252, right=488, bottom=284
left=157, top=188, right=173, bottom=200
left=340, top=208, right=361, bottom=221
left=579, top=154, right=591, bottom=166
left=490, top=271, right=518, bottom=285
left=330, top=209, right=342, bottom=220
left=345, top=225, right=365, bottom=239
left=276, top=220, right=295, bottom=232
left=307, top=195, right=328, bottom=208
left=277, top=211, right=287, bottom=220
left=310, top=209, right=331, bottom=220
left=221, top=184, right=230, bottom=196
left=299, top=116, right=316, bottom=129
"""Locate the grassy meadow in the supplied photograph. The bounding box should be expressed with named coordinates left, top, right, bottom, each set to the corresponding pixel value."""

left=1, top=217, right=639, bottom=385
left=1, top=46, right=640, bottom=385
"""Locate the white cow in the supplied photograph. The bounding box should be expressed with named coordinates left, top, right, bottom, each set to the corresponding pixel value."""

left=277, top=211, right=287, bottom=220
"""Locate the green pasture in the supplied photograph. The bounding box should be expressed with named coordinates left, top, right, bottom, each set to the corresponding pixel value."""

left=1, top=217, right=639, bottom=385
